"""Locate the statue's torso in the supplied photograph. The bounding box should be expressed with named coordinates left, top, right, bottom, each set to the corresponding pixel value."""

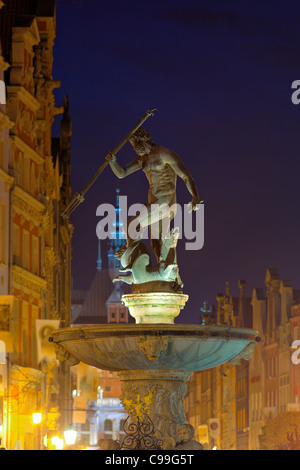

left=141, top=145, right=177, bottom=203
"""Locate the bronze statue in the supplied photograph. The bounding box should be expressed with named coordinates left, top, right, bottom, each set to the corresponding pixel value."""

left=107, top=128, right=202, bottom=291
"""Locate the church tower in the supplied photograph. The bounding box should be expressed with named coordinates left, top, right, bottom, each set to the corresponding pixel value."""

left=107, top=187, right=126, bottom=280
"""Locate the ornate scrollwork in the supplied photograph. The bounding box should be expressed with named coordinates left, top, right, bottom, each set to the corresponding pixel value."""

left=120, top=414, right=163, bottom=450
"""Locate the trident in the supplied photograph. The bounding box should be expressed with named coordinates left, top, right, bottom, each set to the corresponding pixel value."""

left=61, top=108, right=157, bottom=218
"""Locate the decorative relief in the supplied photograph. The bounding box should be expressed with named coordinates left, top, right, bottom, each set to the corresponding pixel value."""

left=137, top=335, right=169, bottom=360
left=0, top=110, right=14, bottom=131
left=121, top=387, right=156, bottom=419
left=53, top=343, right=79, bottom=367
left=45, top=246, right=58, bottom=267
left=119, top=371, right=190, bottom=443
left=12, top=265, right=46, bottom=297
left=0, top=304, right=10, bottom=331
left=18, top=107, right=36, bottom=140
left=12, top=192, right=45, bottom=224
left=229, top=341, right=256, bottom=365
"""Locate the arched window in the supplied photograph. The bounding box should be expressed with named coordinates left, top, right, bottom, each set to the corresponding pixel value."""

left=104, top=419, right=113, bottom=432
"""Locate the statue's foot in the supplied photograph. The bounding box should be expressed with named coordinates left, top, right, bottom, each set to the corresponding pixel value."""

left=114, top=244, right=127, bottom=260
left=119, top=266, right=132, bottom=273
left=113, top=272, right=133, bottom=285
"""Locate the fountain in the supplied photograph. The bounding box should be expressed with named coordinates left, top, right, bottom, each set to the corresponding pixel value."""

left=52, top=117, right=259, bottom=450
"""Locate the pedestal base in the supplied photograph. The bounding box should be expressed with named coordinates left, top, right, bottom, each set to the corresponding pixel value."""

left=118, top=369, right=196, bottom=448
left=50, top=324, right=259, bottom=449
left=122, top=292, right=189, bottom=324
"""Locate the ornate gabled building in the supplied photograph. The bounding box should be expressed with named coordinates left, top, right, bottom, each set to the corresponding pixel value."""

left=0, top=0, right=73, bottom=449
left=185, top=268, right=300, bottom=450
left=0, top=0, right=14, bottom=450
left=216, top=280, right=252, bottom=450
left=249, top=286, right=266, bottom=450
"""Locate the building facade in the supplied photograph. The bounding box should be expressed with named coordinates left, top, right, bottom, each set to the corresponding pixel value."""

left=69, top=188, right=131, bottom=448
left=0, top=0, right=73, bottom=449
left=185, top=268, right=300, bottom=450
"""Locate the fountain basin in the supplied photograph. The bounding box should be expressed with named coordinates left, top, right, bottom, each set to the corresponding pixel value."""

left=50, top=323, right=259, bottom=372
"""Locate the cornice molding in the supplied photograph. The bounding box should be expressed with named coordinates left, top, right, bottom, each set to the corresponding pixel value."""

left=7, top=85, right=40, bottom=112
left=10, top=134, right=44, bottom=165
left=12, top=17, right=40, bottom=48
left=12, top=264, right=47, bottom=297
left=0, top=168, right=14, bottom=189
left=12, top=185, right=46, bottom=221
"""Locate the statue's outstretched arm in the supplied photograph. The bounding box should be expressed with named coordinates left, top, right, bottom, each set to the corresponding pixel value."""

left=108, top=155, right=143, bottom=179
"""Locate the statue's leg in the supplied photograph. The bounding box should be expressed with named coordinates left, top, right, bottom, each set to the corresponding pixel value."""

left=148, top=205, right=177, bottom=265
left=126, top=202, right=177, bottom=266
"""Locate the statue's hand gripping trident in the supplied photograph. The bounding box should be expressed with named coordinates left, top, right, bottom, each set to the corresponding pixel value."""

left=61, top=108, right=157, bottom=218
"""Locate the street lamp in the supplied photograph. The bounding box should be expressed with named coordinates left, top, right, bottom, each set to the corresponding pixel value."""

left=32, top=412, right=43, bottom=450
left=51, top=436, right=64, bottom=450
left=32, top=413, right=42, bottom=424
left=64, top=428, right=77, bottom=446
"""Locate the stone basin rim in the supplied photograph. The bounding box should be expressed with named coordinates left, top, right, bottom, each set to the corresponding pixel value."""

left=49, top=323, right=259, bottom=344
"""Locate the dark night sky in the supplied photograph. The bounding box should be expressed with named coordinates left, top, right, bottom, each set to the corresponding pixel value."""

left=52, top=0, right=300, bottom=324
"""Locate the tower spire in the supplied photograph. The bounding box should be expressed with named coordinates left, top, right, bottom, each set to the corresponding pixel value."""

left=107, top=187, right=126, bottom=280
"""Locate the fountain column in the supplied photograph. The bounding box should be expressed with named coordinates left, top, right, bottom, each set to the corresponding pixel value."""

left=118, top=369, right=191, bottom=445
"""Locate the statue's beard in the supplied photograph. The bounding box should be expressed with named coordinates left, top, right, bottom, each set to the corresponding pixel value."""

left=133, top=142, right=151, bottom=156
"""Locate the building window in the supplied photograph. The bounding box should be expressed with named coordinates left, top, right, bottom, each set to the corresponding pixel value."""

left=32, top=234, right=39, bottom=275
left=13, top=223, right=20, bottom=264
left=0, top=138, right=4, bottom=168
left=24, top=156, right=30, bottom=193
left=22, top=229, right=30, bottom=270
left=0, top=200, right=6, bottom=263
left=104, top=419, right=113, bottom=432
left=238, top=408, right=246, bottom=430
left=30, top=161, right=38, bottom=197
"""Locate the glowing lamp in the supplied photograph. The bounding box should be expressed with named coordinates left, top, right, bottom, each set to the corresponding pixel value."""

left=51, top=436, right=64, bottom=450
left=64, top=428, right=77, bottom=446
left=32, top=413, right=42, bottom=424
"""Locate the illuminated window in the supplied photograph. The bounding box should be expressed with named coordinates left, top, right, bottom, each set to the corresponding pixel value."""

left=31, top=162, right=38, bottom=197
left=24, top=156, right=30, bottom=193
left=0, top=200, right=6, bottom=263
left=0, top=138, right=4, bottom=168
left=22, top=229, right=30, bottom=270
left=22, top=302, right=29, bottom=365
left=13, top=223, right=20, bottom=264
left=0, top=341, right=5, bottom=364
left=32, top=234, right=39, bottom=275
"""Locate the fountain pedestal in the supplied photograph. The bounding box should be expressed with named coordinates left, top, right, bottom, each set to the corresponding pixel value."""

left=122, top=292, right=189, bottom=324
left=51, top=300, right=259, bottom=450
left=118, top=369, right=191, bottom=446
